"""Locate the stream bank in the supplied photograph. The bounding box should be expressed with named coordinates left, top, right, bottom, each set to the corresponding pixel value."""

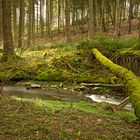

left=1, top=37, right=140, bottom=139
left=0, top=37, right=138, bottom=113
left=2, top=81, right=133, bottom=111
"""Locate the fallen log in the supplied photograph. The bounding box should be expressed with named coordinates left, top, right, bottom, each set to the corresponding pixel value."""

left=93, top=48, right=140, bottom=120
left=104, top=97, right=130, bottom=112
left=81, top=83, right=124, bottom=88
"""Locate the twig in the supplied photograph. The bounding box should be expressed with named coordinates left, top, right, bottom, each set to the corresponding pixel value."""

left=61, top=60, right=79, bottom=73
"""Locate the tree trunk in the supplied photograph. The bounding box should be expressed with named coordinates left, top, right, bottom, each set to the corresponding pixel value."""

left=40, top=0, right=44, bottom=37
left=0, top=0, right=2, bottom=41
left=123, top=0, right=126, bottom=21
left=138, top=15, right=140, bottom=46
left=93, top=48, right=140, bottom=120
left=128, top=0, right=133, bottom=34
left=48, top=0, right=53, bottom=39
left=114, top=0, right=120, bottom=38
left=102, top=0, right=106, bottom=32
left=18, top=0, right=24, bottom=47
left=32, top=0, right=35, bottom=44
left=12, top=0, right=18, bottom=46
left=88, top=0, right=94, bottom=39
left=36, top=1, right=39, bottom=37
left=81, top=0, right=85, bottom=34
left=65, top=0, right=71, bottom=42
left=62, top=0, right=65, bottom=36
left=2, top=0, right=14, bottom=61
left=106, top=0, right=110, bottom=32
left=27, top=0, right=33, bottom=46
left=46, top=0, right=49, bottom=35
left=58, top=0, right=61, bottom=33
left=72, top=0, right=76, bottom=35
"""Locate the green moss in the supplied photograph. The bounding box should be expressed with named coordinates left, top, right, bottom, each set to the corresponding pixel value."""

left=75, top=73, right=94, bottom=83
left=93, top=48, right=140, bottom=120
left=35, top=68, right=64, bottom=81
left=0, top=37, right=137, bottom=86
left=131, top=42, right=140, bottom=50
left=94, top=75, right=110, bottom=83
left=133, top=101, right=140, bottom=120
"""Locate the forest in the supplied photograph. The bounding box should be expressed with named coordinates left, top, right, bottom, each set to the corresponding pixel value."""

left=0, top=0, right=140, bottom=139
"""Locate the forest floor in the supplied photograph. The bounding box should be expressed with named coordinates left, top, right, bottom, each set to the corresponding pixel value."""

left=0, top=96, right=140, bottom=140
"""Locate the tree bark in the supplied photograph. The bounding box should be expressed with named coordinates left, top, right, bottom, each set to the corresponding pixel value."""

left=88, top=0, right=94, bottom=39
left=27, top=0, right=33, bottom=46
left=58, top=0, right=61, bottom=33
left=48, top=0, right=53, bottom=39
left=93, top=48, right=140, bottom=120
left=46, top=0, right=49, bottom=35
left=65, top=0, right=71, bottom=42
left=18, top=0, right=24, bottom=47
left=12, top=0, right=17, bottom=46
left=40, top=0, right=44, bottom=37
left=138, top=15, right=140, bottom=47
left=2, top=0, right=14, bottom=61
left=128, top=0, right=133, bottom=34
left=36, top=1, right=39, bottom=37
left=0, top=0, right=2, bottom=41
left=32, top=0, right=35, bottom=44
left=114, top=0, right=120, bottom=38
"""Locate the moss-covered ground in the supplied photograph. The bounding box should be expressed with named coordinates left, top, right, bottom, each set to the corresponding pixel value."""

left=0, top=95, right=140, bottom=140
left=0, top=36, right=140, bottom=139
left=0, top=35, right=138, bottom=83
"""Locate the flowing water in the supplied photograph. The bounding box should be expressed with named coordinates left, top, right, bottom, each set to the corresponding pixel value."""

left=86, top=94, right=132, bottom=111
left=3, top=86, right=91, bottom=102
left=3, top=85, right=133, bottom=111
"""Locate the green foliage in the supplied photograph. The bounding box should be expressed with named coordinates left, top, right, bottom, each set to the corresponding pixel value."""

left=0, top=36, right=137, bottom=84
left=131, top=42, right=140, bottom=50
left=11, top=69, right=31, bottom=81
left=12, top=96, right=136, bottom=120
left=79, top=35, right=137, bottom=50
left=52, top=43, right=74, bottom=49
left=75, top=73, right=94, bottom=83
left=75, top=73, right=108, bottom=83
left=36, top=68, right=64, bottom=81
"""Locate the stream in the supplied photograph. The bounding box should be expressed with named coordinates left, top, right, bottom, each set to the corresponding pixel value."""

left=3, top=85, right=133, bottom=111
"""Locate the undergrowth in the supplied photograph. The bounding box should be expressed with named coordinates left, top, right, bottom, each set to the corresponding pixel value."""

left=0, top=36, right=138, bottom=83
left=79, top=35, right=137, bottom=50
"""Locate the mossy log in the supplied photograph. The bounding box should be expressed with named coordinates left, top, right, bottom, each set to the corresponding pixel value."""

left=93, top=48, right=140, bottom=120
